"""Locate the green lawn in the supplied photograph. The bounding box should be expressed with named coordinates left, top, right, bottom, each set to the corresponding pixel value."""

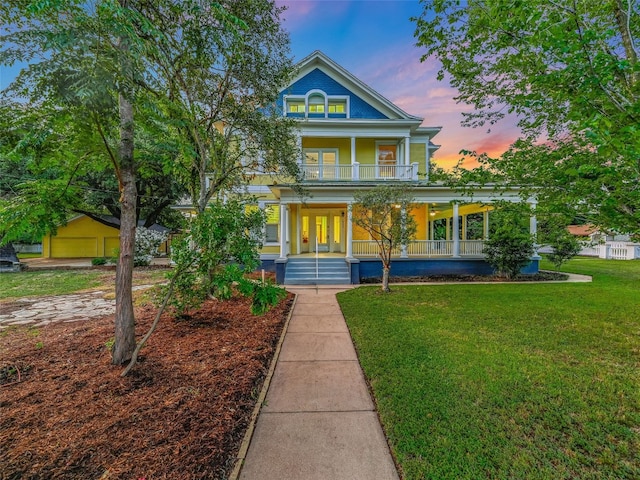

left=0, top=270, right=105, bottom=300
left=0, top=269, right=167, bottom=301
left=337, top=258, right=640, bottom=479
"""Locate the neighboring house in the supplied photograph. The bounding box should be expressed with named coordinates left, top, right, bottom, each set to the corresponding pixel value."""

left=566, top=225, right=640, bottom=260
left=42, top=215, right=170, bottom=258
left=247, top=51, right=538, bottom=284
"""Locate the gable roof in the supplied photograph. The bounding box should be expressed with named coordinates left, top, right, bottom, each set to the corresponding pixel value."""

left=286, top=50, right=424, bottom=122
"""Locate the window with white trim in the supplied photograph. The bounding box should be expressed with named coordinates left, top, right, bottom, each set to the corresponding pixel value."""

left=264, top=205, right=280, bottom=243
left=376, top=142, right=398, bottom=178
left=284, top=91, right=349, bottom=118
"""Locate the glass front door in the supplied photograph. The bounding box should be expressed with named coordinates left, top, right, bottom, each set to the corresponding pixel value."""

left=300, top=209, right=345, bottom=254
left=315, top=215, right=329, bottom=252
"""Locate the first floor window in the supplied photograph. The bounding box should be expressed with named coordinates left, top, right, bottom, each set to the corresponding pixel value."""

left=265, top=205, right=280, bottom=243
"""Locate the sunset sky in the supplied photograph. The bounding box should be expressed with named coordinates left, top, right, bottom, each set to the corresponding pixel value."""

left=276, top=0, right=521, bottom=169
left=0, top=0, right=523, bottom=170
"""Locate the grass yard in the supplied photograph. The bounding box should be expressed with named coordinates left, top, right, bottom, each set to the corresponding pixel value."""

left=337, top=258, right=640, bottom=479
left=0, top=268, right=167, bottom=300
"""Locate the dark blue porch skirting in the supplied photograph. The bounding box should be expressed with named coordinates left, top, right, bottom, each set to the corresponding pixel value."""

left=357, top=257, right=539, bottom=281
left=263, top=256, right=540, bottom=285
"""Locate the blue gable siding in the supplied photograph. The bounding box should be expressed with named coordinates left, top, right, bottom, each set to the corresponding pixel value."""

left=278, top=68, right=388, bottom=119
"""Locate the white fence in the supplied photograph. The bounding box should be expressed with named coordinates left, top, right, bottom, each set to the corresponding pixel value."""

left=607, top=242, right=638, bottom=260
left=540, top=241, right=640, bottom=260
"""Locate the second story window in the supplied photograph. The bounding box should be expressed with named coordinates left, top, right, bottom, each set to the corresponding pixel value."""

left=284, top=91, right=349, bottom=118
left=376, top=143, right=398, bottom=178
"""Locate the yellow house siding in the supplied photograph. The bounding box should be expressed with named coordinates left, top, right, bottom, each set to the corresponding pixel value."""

left=289, top=204, right=299, bottom=254
left=410, top=143, right=426, bottom=173
left=412, top=204, right=427, bottom=241
left=104, top=237, right=120, bottom=257
left=355, top=138, right=376, bottom=166
left=353, top=224, right=369, bottom=240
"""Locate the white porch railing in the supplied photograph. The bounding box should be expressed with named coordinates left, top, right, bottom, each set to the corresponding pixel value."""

left=459, top=240, right=485, bottom=256
left=407, top=240, right=453, bottom=256
left=352, top=240, right=485, bottom=257
left=299, top=162, right=419, bottom=181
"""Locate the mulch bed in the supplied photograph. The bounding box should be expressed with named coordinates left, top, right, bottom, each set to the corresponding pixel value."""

left=361, top=271, right=569, bottom=284
left=0, top=293, right=294, bottom=480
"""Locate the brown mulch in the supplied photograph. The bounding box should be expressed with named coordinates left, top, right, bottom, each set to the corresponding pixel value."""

left=0, top=293, right=294, bottom=480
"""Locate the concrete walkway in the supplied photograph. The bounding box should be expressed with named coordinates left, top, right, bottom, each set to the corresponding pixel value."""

left=238, top=286, right=399, bottom=480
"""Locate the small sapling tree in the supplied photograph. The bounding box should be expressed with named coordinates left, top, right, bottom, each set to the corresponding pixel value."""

left=352, top=185, right=417, bottom=292
left=121, top=198, right=285, bottom=376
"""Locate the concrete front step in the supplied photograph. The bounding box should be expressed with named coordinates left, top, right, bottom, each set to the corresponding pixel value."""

left=284, top=258, right=351, bottom=285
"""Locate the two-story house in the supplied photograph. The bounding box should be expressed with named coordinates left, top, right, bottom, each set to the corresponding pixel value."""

left=250, top=51, right=539, bottom=284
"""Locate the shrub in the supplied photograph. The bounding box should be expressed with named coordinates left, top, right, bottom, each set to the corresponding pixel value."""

left=91, top=257, right=107, bottom=266
left=167, top=199, right=285, bottom=316
left=546, top=231, right=582, bottom=268
left=485, top=204, right=535, bottom=279
left=134, top=227, right=168, bottom=267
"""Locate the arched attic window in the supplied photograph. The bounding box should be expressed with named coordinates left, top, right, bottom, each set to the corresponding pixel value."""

left=307, top=91, right=326, bottom=116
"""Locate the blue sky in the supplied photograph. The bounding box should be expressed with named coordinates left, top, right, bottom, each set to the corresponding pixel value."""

left=277, top=0, right=520, bottom=168
left=0, top=0, right=520, bottom=169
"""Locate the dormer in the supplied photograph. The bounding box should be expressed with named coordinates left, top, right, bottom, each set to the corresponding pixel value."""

left=284, top=89, right=349, bottom=119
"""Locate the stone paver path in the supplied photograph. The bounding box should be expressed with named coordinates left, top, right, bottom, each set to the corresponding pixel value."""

left=0, top=291, right=115, bottom=329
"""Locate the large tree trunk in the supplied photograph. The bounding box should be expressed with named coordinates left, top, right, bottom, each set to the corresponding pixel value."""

left=112, top=91, right=137, bottom=365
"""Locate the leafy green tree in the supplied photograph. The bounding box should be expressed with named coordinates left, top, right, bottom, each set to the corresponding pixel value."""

left=352, top=185, right=417, bottom=292
left=2, top=0, right=297, bottom=366
left=485, top=204, right=535, bottom=279
left=415, top=1, right=639, bottom=236
left=1, top=0, right=158, bottom=364
left=129, top=0, right=301, bottom=213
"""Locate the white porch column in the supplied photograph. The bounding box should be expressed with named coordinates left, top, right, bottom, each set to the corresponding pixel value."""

left=346, top=204, right=353, bottom=258
left=452, top=203, right=460, bottom=257
left=400, top=207, right=408, bottom=258
left=296, top=206, right=301, bottom=255
left=529, top=201, right=539, bottom=257
left=351, top=137, right=357, bottom=180
left=279, top=204, right=287, bottom=258
left=351, top=137, right=356, bottom=164
left=404, top=136, right=411, bottom=166
left=483, top=208, right=490, bottom=240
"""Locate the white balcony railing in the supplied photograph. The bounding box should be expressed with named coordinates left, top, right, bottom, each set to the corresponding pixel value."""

left=299, top=162, right=419, bottom=181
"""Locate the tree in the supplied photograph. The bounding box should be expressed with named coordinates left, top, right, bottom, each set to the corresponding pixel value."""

left=121, top=198, right=285, bottom=376
left=2, top=0, right=298, bottom=366
left=414, top=1, right=639, bottom=236
left=1, top=1, right=169, bottom=364
left=352, top=185, right=417, bottom=292
left=128, top=0, right=301, bottom=214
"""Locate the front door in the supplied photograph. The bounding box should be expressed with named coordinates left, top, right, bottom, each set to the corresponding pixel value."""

left=315, top=215, right=329, bottom=252
left=300, top=209, right=345, bottom=254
